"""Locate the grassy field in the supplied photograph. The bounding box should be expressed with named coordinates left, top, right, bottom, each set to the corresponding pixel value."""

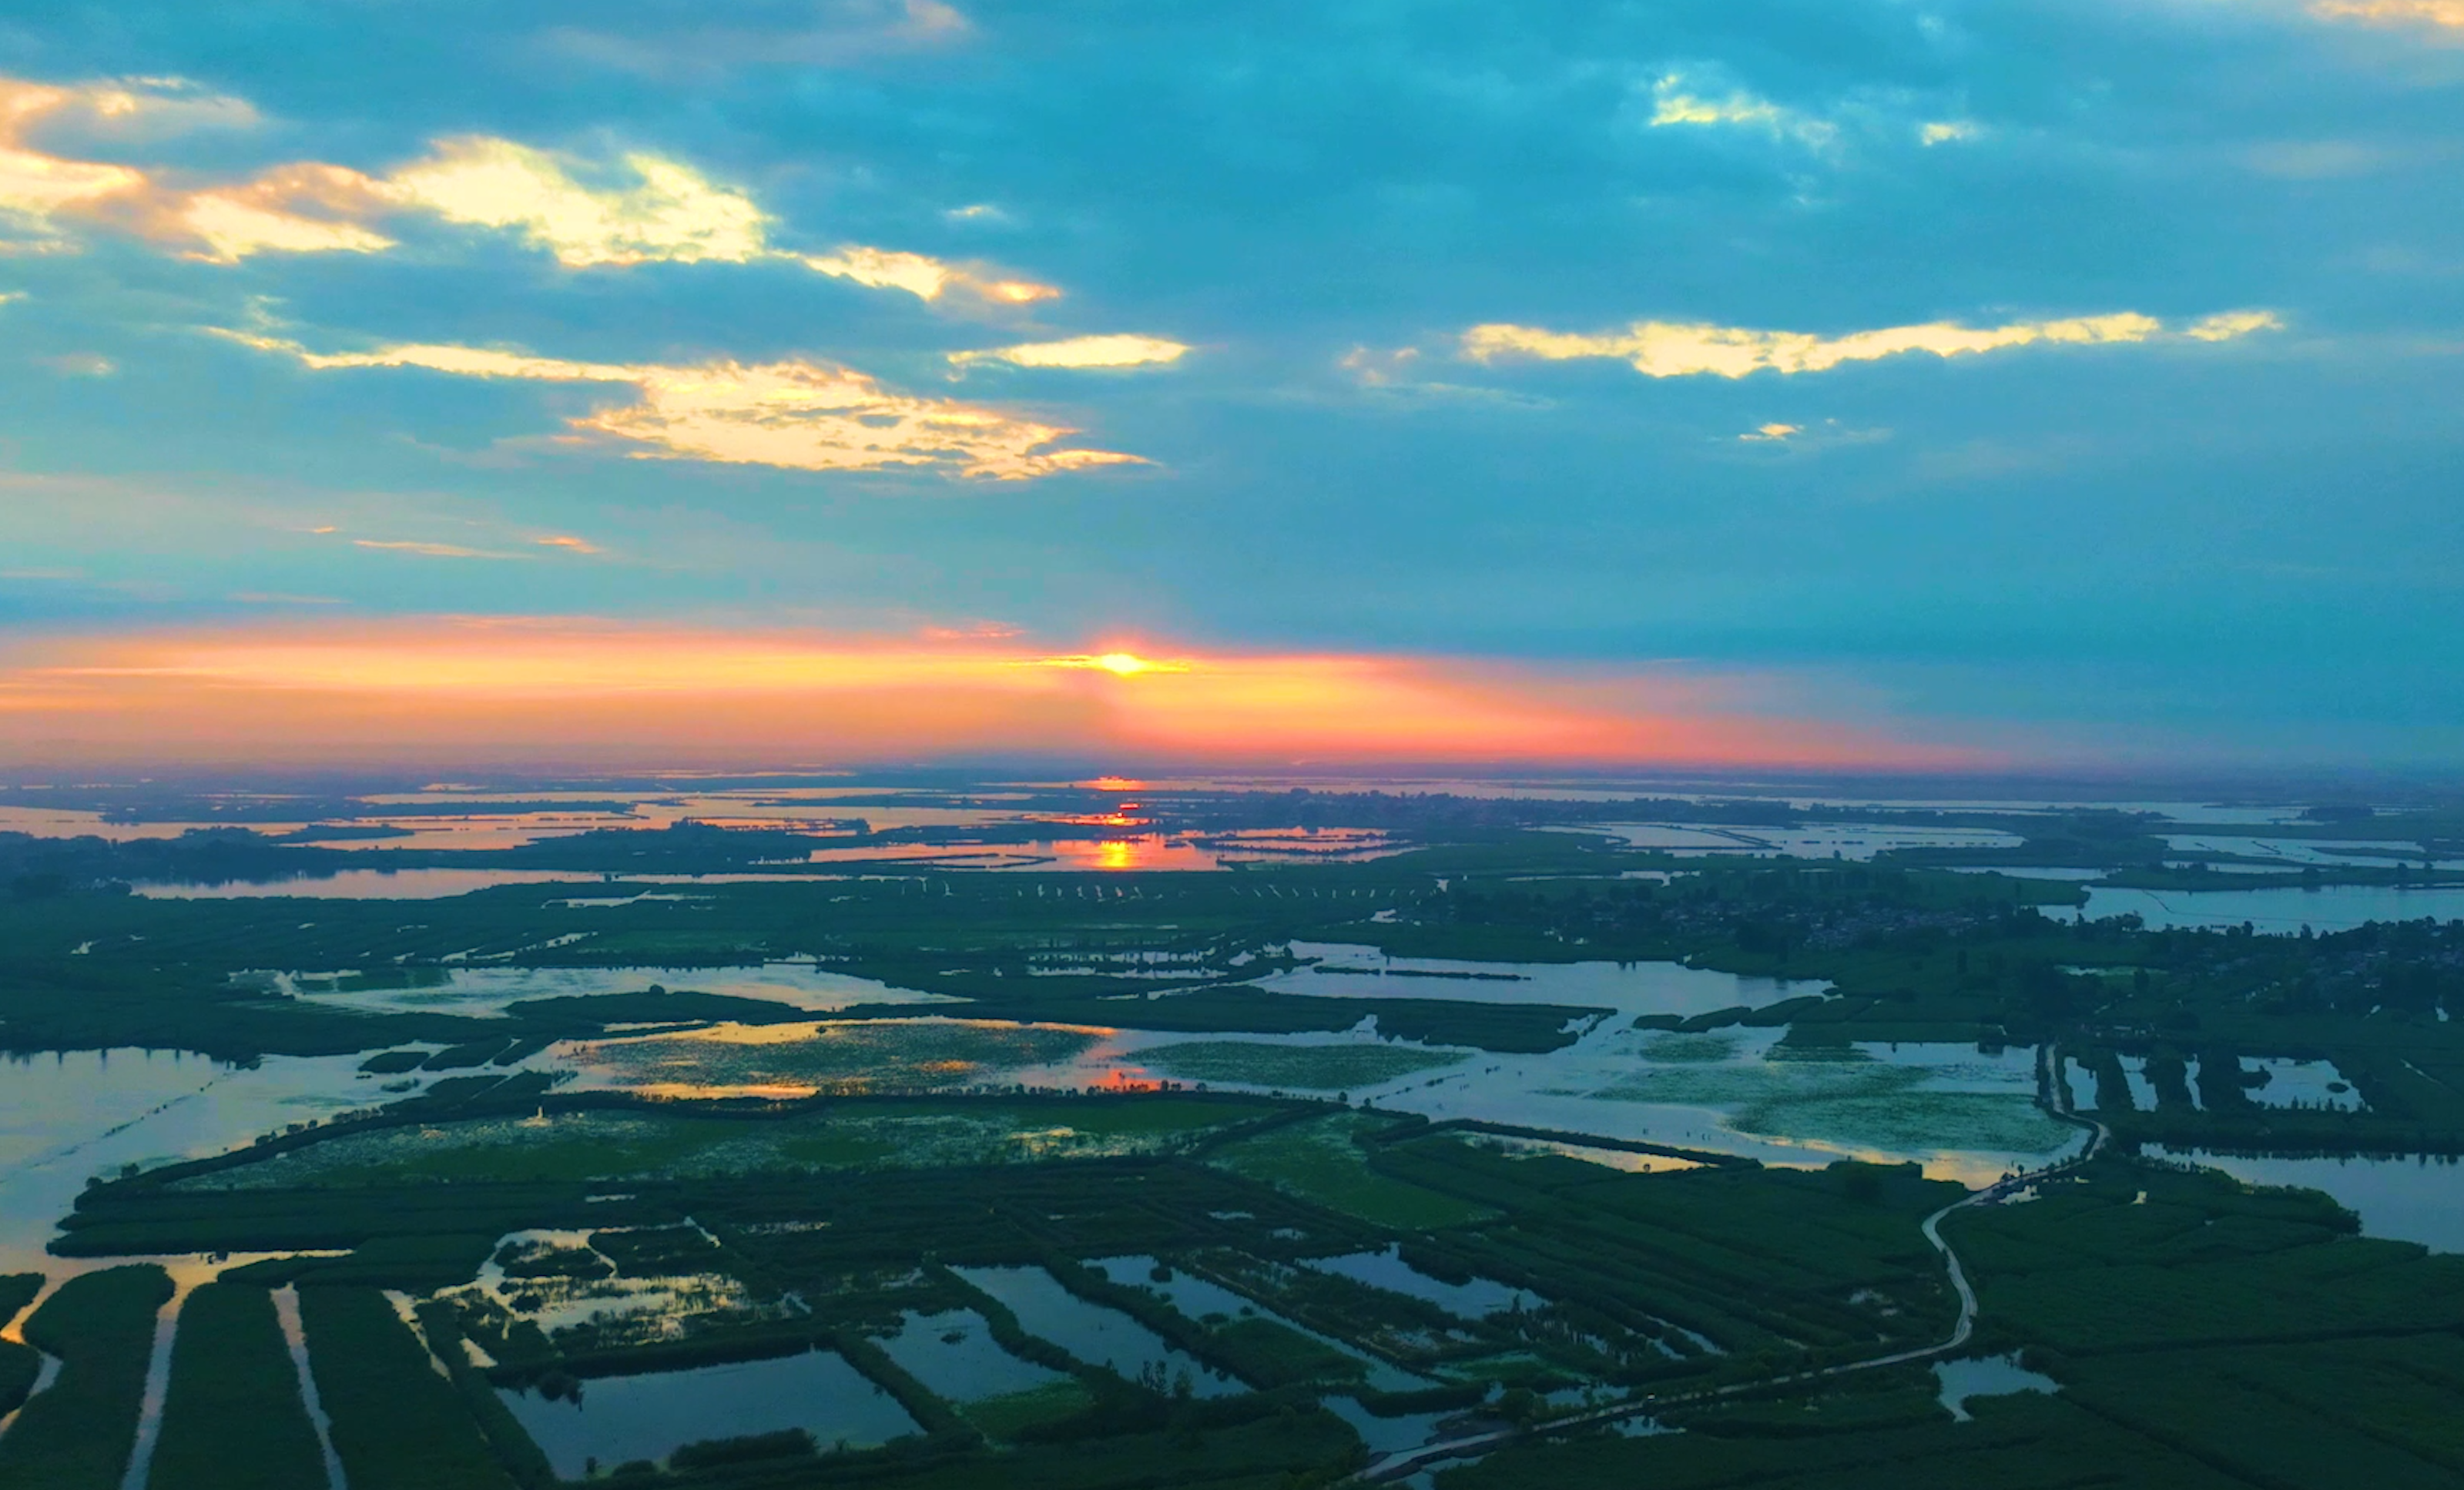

left=0, top=1264, right=173, bottom=1490
left=297, top=1286, right=517, bottom=1490
left=1436, top=1159, right=2464, bottom=1488
left=1211, top=1113, right=1496, bottom=1229
left=147, top=1282, right=329, bottom=1490
left=958, top=1379, right=1095, bottom=1440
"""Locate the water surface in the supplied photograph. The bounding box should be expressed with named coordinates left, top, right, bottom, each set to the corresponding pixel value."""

left=498, top=1348, right=919, bottom=1477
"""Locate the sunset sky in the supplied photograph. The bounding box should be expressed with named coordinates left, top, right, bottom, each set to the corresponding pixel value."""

left=3, top=2, right=2461, bottom=772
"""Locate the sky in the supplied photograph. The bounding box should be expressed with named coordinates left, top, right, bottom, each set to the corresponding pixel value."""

left=2, top=1, right=2461, bottom=773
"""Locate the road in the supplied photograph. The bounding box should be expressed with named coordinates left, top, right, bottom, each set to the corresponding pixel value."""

left=1352, top=1045, right=2111, bottom=1483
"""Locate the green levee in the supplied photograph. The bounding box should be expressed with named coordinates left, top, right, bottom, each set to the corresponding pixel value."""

left=296, top=1287, right=516, bottom=1490
left=147, top=1283, right=327, bottom=1490
left=0, top=1264, right=173, bottom=1490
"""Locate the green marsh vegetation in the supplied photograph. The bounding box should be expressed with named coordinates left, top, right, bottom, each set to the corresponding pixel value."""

left=296, top=1285, right=517, bottom=1490
left=12, top=798, right=2464, bottom=1484
left=1212, top=1113, right=1500, bottom=1230
left=1439, top=1159, right=2464, bottom=1489
left=0, top=1264, right=173, bottom=1490
left=147, top=1281, right=327, bottom=1490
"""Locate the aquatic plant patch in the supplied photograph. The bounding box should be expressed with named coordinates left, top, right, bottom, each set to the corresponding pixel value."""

left=575, top=1019, right=1104, bottom=1095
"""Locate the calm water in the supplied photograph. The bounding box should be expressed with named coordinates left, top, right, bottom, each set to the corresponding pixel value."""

left=875, top=1309, right=1069, bottom=1403
left=1296, top=1246, right=1534, bottom=1321
left=1562, top=822, right=2022, bottom=859
left=1250, top=942, right=1816, bottom=1019
left=2080, top=885, right=2464, bottom=932
left=2147, top=1148, right=2464, bottom=1253
left=1934, top=1353, right=2058, bottom=1421
left=258, top=963, right=957, bottom=1019
left=499, top=1348, right=920, bottom=1477
left=0, top=1048, right=385, bottom=1273
left=950, top=1266, right=1243, bottom=1397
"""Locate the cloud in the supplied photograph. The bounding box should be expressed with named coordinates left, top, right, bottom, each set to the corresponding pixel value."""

left=223, top=330, right=1145, bottom=480
left=544, top=0, right=971, bottom=79
left=535, top=534, right=605, bottom=555
left=1460, top=309, right=2281, bottom=379
left=796, top=245, right=1058, bottom=303
left=2310, top=0, right=2464, bottom=28
left=384, top=136, right=768, bottom=269
left=1919, top=121, right=1980, bottom=146
left=0, top=78, right=393, bottom=261
left=1738, top=423, right=1802, bottom=442
left=351, top=538, right=522, bottom=559
left=1645, top=72, right=1835, bottom=148
left=230, top=592, right=344, bottom=605
left=0, top=75, right=1059, bottom=303
left=950, top=334, right=1191, bottom=370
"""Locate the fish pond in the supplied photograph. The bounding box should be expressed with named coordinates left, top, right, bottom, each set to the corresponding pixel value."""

left=498, top=1347, right=920, bottom=1478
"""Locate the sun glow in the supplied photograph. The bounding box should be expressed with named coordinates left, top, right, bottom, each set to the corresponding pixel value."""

left=0, top=619, right=1983, bottom=771
left=1037, top=652, right=1188, bottom=676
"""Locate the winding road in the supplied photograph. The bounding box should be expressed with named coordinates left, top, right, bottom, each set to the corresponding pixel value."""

left=1352, top=1044, right=2111, bottom=1483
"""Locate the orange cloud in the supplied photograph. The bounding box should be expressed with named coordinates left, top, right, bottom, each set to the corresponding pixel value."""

left=0, top=618, right=1985, bottom=772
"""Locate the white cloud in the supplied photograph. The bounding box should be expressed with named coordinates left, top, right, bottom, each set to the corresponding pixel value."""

left=2184, top=310, right=2285, bottom=341
left=2310, top=0, right=2464, bottom=28
left=0, top=75, right=1066, bottom=306
left=1460, top=309, right=2281, bottom=378
left=384, top=137, right=769, bottom=268
left=1738, top=423, right=1802, bottom=442
left=1646, top=72, right=1835, bottom=148
left=950, top=334, right=1190, bottom=370
left=221, top=331, right=1145, bottom=481
left=353, top=538, right=521, bottom=560
left=1919, top=121, right=1980, bottom=146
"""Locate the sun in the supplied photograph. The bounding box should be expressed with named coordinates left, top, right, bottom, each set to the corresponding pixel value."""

left=1031, top=651, right=1191, bottom=676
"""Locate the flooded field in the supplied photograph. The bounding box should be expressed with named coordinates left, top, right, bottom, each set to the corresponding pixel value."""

left=2080, top=884, right=2464, bottom=931
left=499, top=1347, right=920, bottom=1477
left=1562, top=823, right=2023, bottom=859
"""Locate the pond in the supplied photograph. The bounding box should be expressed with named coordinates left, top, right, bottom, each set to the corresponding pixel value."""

left=950, top=1265, right=1243, bottom=1398
left=498, top=1347, right=920, bottom=1478
left=2080, top=885, right=2464, bottom=933
left=875, top=1308, right=1069, bottom=1403
left=2147, top=1148, right=2464, bottom=1253
left=1296, top=1245, right=1536, bottom=1321
left=1087, top=1255, right=1430, bottom=1392
left=1934, top=1352, right=2058, bottom=1421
